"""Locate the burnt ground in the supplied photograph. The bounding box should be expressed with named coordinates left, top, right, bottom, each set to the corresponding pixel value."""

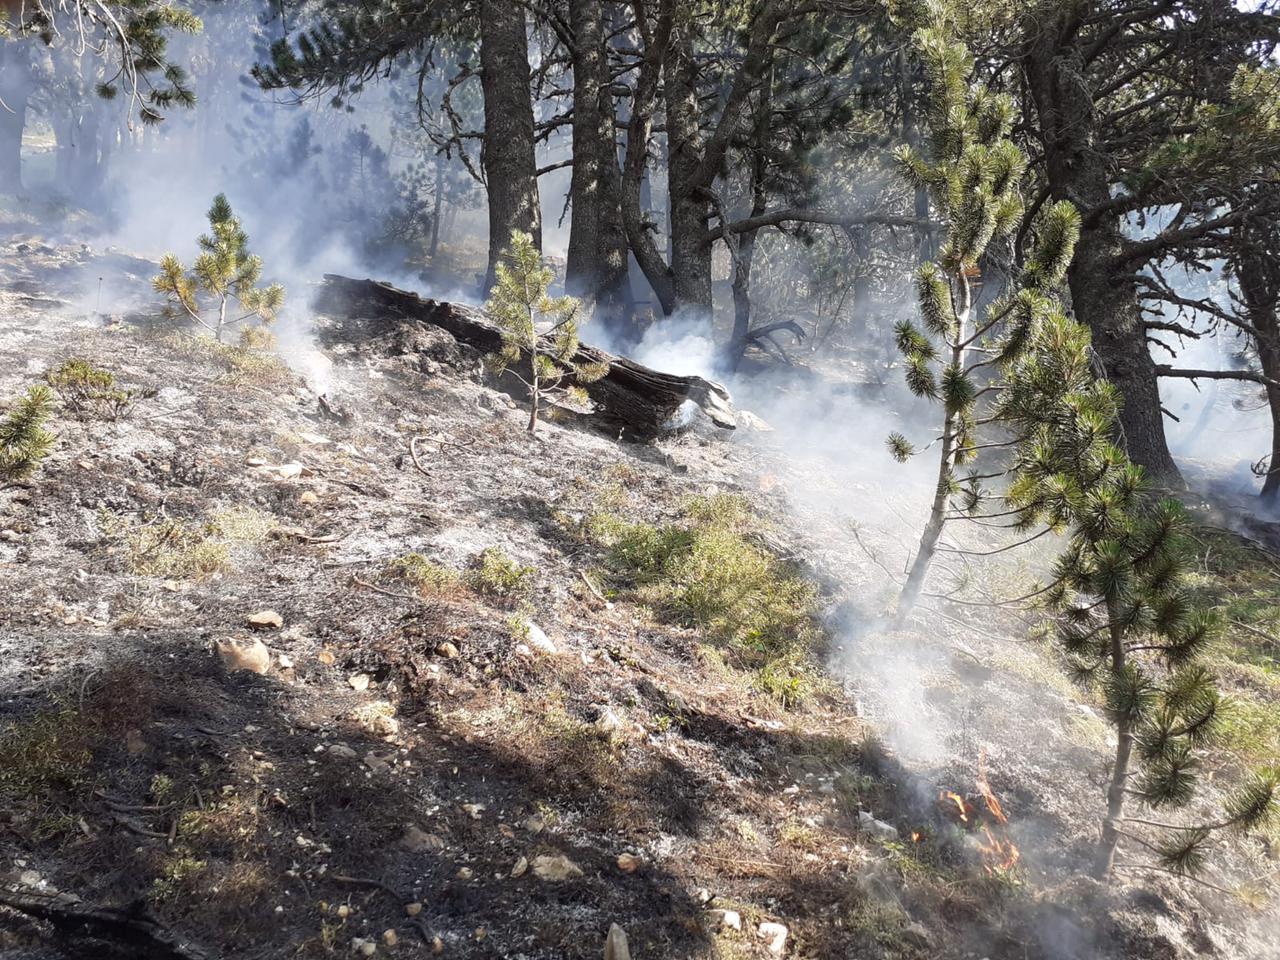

left=0, top=214, right=1278, bottom=960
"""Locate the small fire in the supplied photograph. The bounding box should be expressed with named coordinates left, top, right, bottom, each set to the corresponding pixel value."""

left=937, top=751, right=1021, bottom=875
left=910, top=831, right=922, bottom=843
left=939, top=790, right=972, bottom=823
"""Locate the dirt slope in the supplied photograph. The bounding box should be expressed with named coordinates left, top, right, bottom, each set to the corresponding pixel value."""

left=0, top=227, right=1276, bottom=960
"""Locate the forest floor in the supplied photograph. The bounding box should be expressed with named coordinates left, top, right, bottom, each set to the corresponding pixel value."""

left=0, top=204, right=1278, bottom=960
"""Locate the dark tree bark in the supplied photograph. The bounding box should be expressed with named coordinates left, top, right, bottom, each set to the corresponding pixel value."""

left=1023, top=20, right=1183, bottom=487
left=1235, top=235, right=1280, bottom=502
left=566, top=0, right=630, bottom=326
left=479, top=0, right=542, bottom=293
left=0, top=40, right=32, bottom=194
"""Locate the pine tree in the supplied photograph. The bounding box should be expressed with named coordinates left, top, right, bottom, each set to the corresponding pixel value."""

left=998, top=338, right=1280, bottom=877
left=484, top=230, right=606, bottom=433
left=153, top=194, right=284, bottom=344
left=887, top=28, right=1079, bottom=623
left=0, top=385, right=55, bottom=484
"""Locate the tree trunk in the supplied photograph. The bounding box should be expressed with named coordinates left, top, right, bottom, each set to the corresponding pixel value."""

left=0, top=40, right=32, bottom=195
left=479, top=0, right=542, bottom=294
left=1023, top=20, right=1182, bottom=487
left=1094, top=618, right=1132, bottom=879
left=663, top=15, right=713, bottom=317
left=566, top=0, right=629, bottom=327
left=1236, top=238, right=1280, bottom=501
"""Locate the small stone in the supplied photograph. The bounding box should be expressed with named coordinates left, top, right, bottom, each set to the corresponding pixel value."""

left=328, top=743, right=358, bottom=759
left=858, top=810, right=899, bottom=841
left=353, top=937, right=376, bottom=957
left=18, top=870, right=42, bottom=888
left=401, top=825, right=444, bottom=852
left=336, top=904, right=351, bottom=919
left=596, top=707, right=625, bottom=736
left=300, top=491, right=319, bottom=504
left=522, top=815, right=545, bottom=834
left=318, top=649, right=336, bottom=666
left=462, top=803, right=485, bottom=820
left=0, top=530, right=19, bottom=542
left=616, top=853, right=641, bottom=874
left=364, top=751, right=392, bottom=774
left=216, top=637, right=271, bottom=674
left=432, top=936, right=444, bottom=954
left=435, top=642, right=460, bottom=659
left=757, top=921, right=788, bottom=956
left=511, top=856, right=528, bottom=878
left=382, top=929, right=398, bottom=947
left=604, top=923, right=631, bottom=960
left=707, top=909, right=741, bottom=932
left=247, top=609, right=284, bottom=630
left=348, top=673, right=371, bottom=691
left=278, top=654, right=294, bottom=669
left=456, top=867, right=473, bottom=881
left=902, top=922, right=931, bottom=948
left=405, top=902, right=423, bottom=916
left=531, top=854, right=583, bottom=882
left=523, top=621, right=557, bottom=654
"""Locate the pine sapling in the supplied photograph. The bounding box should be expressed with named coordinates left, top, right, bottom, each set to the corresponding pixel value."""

left=887, top=29, right=1079, bottom=623
left=0, top=386, right=55, bottom=485
left=484, top=230, right=607, bottom=432
left=153, top=194, right=284, bottom=343
left=998, top=322, right=1279, bottom=880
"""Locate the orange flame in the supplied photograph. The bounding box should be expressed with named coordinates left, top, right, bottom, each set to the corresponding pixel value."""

left=939, top=752, right=1021, bottom=875
left=940, top=790, right=970, bottom=823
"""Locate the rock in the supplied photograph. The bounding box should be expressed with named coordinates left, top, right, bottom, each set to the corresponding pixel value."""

left=327, top=744, right=358, bottom=759
left=336, top=904, right=351, bottom=919
left=348, top=673, right=371, bottom=691
left=595, top=707, right=625, bottom=736
left=903, top=922, right=931, bottom=948
left=355, top=702, right=399, bottom=736
left=615, top=853, right=641, bottom=874
left=277, top=654, right=294, bottom=669
left=522, top=815, right=545, bottom=834
left=511, top=856, right=528, bottom=878
left=382, top=929, right=398, bottom=947
left=757, top=921, right=788, bottom=956
left=604, top=924, right=631, bottom=960
left=739, top=410, right=774, bottom=431
left=462, top=803, right=485, bottom=820
left=707, top=909, right=742, bottom=932
left=300, top=490, right=319, bottom=505
left=435, top=641, right=460, bottom=659
left=401, top=825, right=445, bottom=852
left=432, top=935, right=444, bottom=954
left=524, top=621, right=557, bottom=654
left=216, top=637, right=271, bottom=674
left=531, top=854, right=583, bottom=882
left=858, top=810, right=899, bottom=841
left=18, top=870, right=43, bottom=889
left=317, top=649, right=336, bottom=665
left=364, top=751, right=392, bottom=775
left=405, top=902, right=423, bottom=916
left=456, top=867, right=474, bottom=880
left=0, top=529, right=19, bottom=542
left=246, top=609, right=284, bottom=631
left=351, top=937, right=376, bottom=957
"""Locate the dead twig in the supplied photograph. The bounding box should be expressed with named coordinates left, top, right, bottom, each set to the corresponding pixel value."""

left=352, top=576, right=429, bottom=604
left=578, top=570, right=610, bottom=604
left=409, top=436, right=432, bottom=478
left=1230, top=619, right=1279, bottom=650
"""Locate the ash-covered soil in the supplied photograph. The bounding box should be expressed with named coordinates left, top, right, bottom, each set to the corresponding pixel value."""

left=0, top=226, right=1276, bottom=960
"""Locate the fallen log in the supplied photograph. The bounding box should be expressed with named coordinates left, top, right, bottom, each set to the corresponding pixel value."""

left=315, top=275, right=737, bottom=436
left=0, top=887, right=209, bottom=960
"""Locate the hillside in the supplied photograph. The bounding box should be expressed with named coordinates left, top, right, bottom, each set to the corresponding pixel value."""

left=1, top=227, right=1278, bottom=960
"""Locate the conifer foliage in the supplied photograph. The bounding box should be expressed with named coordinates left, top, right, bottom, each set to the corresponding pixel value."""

left=153, top=194, right=284, bottom=344
left=484, top=230, right=606, bottom=433
left=0, top=385, right=55, bottom=484
left=1001, top=332, right=1280, bottom=877
left=887, top=28, right=1080, bottom=622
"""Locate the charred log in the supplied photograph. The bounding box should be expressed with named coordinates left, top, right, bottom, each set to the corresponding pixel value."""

left=315, top=275, right=737, bottom=437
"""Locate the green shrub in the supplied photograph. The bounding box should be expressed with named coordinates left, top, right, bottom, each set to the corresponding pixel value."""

left=46, top=358, right=155, bottom=420
left=595, top=494, right=821, bottom=705
left=468, top=548, right=535, bottom=600
left=392, top=553, right=461, bottom=595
